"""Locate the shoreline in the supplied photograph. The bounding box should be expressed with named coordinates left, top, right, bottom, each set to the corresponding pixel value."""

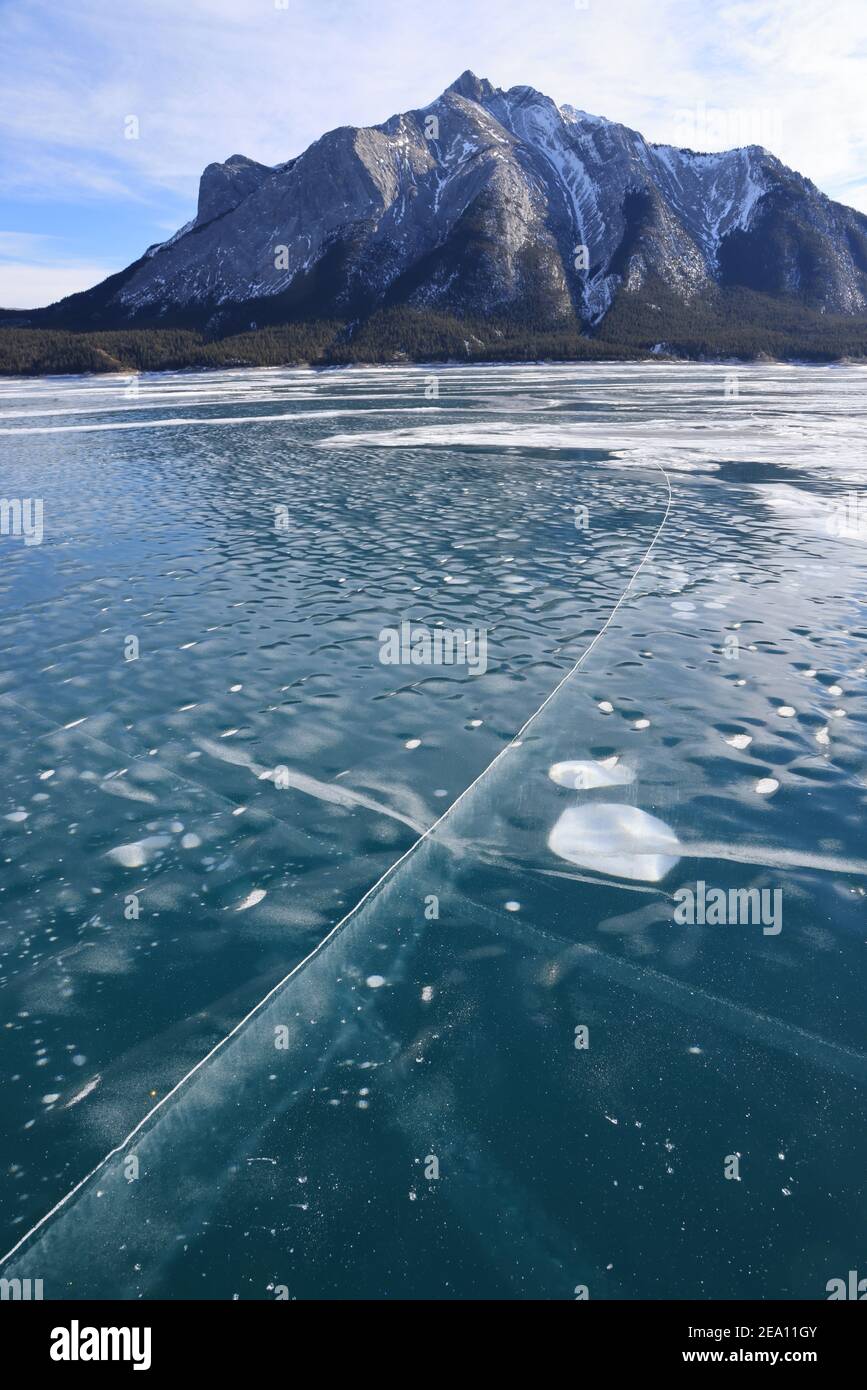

left=2, top=353, right=866, bottom=382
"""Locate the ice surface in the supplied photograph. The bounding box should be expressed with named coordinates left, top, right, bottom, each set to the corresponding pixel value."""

left=3, top=362, right=867, bottom=1301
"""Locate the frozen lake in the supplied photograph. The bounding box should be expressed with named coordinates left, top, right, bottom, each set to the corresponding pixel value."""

left=1, top=361, right=866, bottom=1297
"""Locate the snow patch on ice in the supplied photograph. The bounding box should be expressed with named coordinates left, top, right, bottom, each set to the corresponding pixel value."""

left=548, top=803, right=681, bottom=882
left=548, top=756, right=635, bottom=789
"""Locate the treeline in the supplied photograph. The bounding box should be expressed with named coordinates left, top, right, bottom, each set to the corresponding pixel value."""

left=2, top=293, right=866, bottom=376
left=0, top=322, right=340, bottom=376
left=598, top=282, right=867, bottom=360
left=324, top=309, right=639, bottom=364
left=0, top=310, right=638, bottom=376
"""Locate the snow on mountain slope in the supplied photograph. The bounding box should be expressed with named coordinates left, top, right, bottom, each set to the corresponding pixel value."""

left=34, top=70, right=867, bottom=330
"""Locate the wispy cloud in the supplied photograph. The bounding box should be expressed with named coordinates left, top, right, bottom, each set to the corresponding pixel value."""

left=0, top=232, right=115, bottom=309
left=1, top=0, right=865, bottom=276
left=0, top=261, right=118, bottom=309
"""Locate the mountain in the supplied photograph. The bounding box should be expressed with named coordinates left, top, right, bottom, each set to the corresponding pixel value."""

left=6, top=71, right=867, bottom=365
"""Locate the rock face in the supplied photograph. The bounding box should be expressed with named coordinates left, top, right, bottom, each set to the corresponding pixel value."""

left=34, top=70, right=867, bottom=331
left=195, top=154, right=273, bottom=226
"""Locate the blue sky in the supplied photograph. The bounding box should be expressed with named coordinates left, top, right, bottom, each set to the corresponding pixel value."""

left=2, top=0, right=866, bottom=307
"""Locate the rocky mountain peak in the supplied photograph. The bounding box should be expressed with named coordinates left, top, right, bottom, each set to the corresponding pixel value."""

left=29, top=72, right=867, bottom=342
left=196, top=153, right=272, bottom=226
left=444, top=69, right=496, bottom=103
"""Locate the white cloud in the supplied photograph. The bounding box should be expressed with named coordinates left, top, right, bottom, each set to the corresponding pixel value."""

left=0, top=263, right=117, bottom=309
left=0, top=234, right=115, bottom=308
left=0, top=0, right=865, bottom=221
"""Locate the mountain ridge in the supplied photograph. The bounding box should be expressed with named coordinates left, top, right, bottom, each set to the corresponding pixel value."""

left=5, top=70, right=867, bottom=367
